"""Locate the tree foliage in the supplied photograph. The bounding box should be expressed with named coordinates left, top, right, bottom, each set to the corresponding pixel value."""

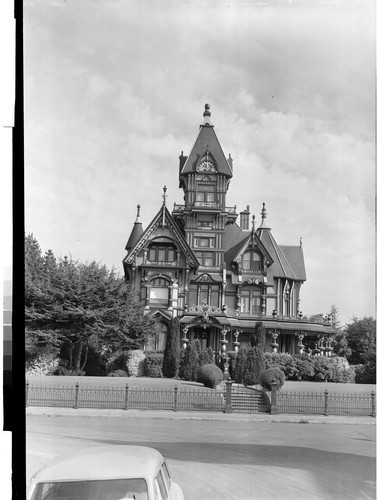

left=162, top=317, right=181, bottom=378
left=345, top=316, right=376, bottom=366
left=327, top=305, right=351, bottom=358
left=25, top=234, right=156, bottom=372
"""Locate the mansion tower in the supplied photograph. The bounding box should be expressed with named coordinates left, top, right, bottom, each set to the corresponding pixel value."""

left=123, top=105, right=333, bottom=357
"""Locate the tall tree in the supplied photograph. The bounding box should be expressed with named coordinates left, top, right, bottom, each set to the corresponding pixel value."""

left=327, top=305, right=351, bottom=358
left=162, top=317, right=181, bottom=378
left=25, top=234, right=157, bottom=371
left=345, top=317, right=376, bottom=365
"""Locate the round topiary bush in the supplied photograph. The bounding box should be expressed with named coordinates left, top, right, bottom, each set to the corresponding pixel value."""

left=197, top=364, right=223, bottom=389
left=107, top=370, right=128, bottom=377
left=260, top=367, right=285, bottom=391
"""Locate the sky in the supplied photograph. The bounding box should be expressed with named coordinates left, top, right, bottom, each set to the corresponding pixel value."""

left=23, top=0, right=375, bottom=327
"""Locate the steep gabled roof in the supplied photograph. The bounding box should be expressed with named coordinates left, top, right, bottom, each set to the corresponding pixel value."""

left=123, top=205, right=199, bottom=269
left=280, top=245, right=306, bottom=281
left=180, top=105, right=233, bottom=177
left=257, top=227, right=305, bottom=281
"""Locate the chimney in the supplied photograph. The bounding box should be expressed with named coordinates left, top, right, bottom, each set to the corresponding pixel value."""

left=240, top=205, right=250, bottom=230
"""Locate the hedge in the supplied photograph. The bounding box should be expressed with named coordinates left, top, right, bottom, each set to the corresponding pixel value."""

left=263, top=353, right=353, bottom=383
left=144, top=351, right=164, bottom=378
left=126, top=350, right=146, bottom=377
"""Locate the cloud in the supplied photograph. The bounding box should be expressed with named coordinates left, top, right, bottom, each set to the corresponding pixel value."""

left=24, top=0, right=375, bottom=324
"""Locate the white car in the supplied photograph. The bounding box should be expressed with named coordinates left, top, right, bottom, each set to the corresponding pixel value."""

left=27, top=445, right=185, bottom=500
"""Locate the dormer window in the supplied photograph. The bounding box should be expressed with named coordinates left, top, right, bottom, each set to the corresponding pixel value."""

left=242, top=251, right=262, bottom=271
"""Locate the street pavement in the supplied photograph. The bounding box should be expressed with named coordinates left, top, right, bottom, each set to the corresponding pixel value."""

left=26, top=410, right=376, bottom=500
left=26, top=405, right=375, bottom=425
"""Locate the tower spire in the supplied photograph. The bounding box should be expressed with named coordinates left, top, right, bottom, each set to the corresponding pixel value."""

left=125, top=204, right=143, bottom=251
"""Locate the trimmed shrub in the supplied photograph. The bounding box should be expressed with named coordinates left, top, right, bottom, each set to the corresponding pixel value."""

left=263, top=353, right=354, bottom=383
left=327, top=356, right=354, bottom=383
left=310, top=356, right=333, bottom=382
left=233, top=345, right=264, bottom=385
left=126, top=350, right=146, bottom=377
left=179, top=341, right=199, bottom=381
left=197, top=364, right=223, bottom=389
left=244, top=345, right=264, bottom=385
left=145, top=351, right=164, bottom=378
left=26, top=355, right=60, bottom=376
left=107, top=370, right=128, bottom=377
left=162, top=317, right=181, bottom=378
left=294, top=356, right=315, bottom=380
left=260, top=367, right=285, bottom=391
left=255, top=321, right=266, bottom=349
left=233, top=346, right=248, bottom=384
left=198, top=347, right=215, bottom=367
left=53, top=366, right=86, bottom=376
left=264, top=353, right=299, bottom=379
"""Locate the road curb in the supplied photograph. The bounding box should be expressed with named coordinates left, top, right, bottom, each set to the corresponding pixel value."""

left=26, top=407, right=376, bottom=425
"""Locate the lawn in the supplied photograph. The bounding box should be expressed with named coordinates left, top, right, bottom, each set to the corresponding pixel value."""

left=26, top=375, right=375, bottom=395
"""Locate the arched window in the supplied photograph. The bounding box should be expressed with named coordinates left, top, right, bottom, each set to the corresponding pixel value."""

left=242, top=251, right=262, bottom=271
left=150, top=277, right=169, bottom=306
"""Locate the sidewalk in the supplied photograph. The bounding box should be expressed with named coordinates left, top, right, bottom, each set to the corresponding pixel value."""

left=26, top=406, right=375, bottom=425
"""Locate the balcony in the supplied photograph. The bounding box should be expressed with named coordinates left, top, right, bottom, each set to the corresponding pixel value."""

left=172, top=203, right=237, bottom=213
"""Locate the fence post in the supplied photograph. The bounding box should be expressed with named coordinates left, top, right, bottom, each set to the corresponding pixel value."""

left=124, top=384, right=129, bottom=410
left=224, top=380, right=233, bottom=413
left=173, top=385, right=178, bottom=412
left=270, top=382, right=279, bottom=415
left=371, top=391, right=375, bottom=418
left=25, top=381, right=29, bottom=407
left=73, top=382, right=79, bottom=409
left=324, top=389, right=329, bottom=416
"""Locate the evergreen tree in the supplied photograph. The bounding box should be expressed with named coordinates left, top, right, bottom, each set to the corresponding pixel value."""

left=255, top=322, right=266, bottom=348
left=345, top=317, right=376, bottom=365
left=179, top=340, right=200, bottom=381
left=243, top=345, right=264, bottom=385
left=327, top=305, right=351, bottom=358
left=162, top=317, right=181, bottom=378
left=25, top=234, right=157, bottom=372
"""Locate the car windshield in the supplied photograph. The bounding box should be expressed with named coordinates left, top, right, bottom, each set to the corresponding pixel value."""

left=30, top=478, right=149, bottom=500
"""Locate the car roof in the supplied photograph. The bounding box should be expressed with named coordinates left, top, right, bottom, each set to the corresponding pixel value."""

left=31, top=446, right=164, bottom=483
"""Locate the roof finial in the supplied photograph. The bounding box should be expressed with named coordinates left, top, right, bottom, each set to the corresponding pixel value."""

left=252, top=214, right=256, bottom=231
left=162, top=186, right=167, bottom=228
left=135, top=204, right=141, bottom=222
left=201, top=104, right=213, bottom=127
left=203, top=103, right=211, bottom=117
left=162, top=185, right=167, bottom=207
left=300, top=237, right=303, bottom=248
left=261, top=202, right=267, bottom=219
left=259, top=202, right=269, bottom=229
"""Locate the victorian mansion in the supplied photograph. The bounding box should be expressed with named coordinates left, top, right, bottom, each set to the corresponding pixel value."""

left=123, top=105, right=334, bottom=357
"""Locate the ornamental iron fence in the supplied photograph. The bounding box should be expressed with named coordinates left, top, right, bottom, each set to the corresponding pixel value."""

left=25, top=381, right=375, bottom=417
left=277, top=389, right=375, bottom=417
